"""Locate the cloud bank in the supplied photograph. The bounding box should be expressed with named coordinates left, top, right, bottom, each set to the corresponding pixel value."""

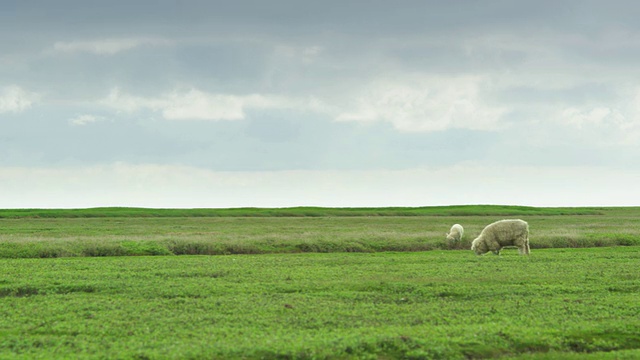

left=52, top=38, right=172, bottom=55
left=0, top=86, right=39, bottom=113
left=101, top=88, right=304, bottom=121
left=335, top=75, right=506, bottom=132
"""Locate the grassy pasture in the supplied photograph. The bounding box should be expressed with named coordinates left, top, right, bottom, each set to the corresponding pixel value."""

left=0, top=206, right=638, bottom=258
left=0, top=206, right=639, bottom=358
left=0, top=248, right=638, bottom=359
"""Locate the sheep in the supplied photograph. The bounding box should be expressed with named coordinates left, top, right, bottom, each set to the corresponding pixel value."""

left=471, top=219, right=530, bottom=255
left=446, top=224, right=464, bottom=243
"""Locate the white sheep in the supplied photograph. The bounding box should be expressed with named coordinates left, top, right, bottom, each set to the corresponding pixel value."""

left=446, top=224, right=464, bottom=242
left=471, top=219, right=530, bottom=255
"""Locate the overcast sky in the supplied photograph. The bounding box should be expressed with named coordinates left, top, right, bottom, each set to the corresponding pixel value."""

left=2, top=1, right=640, bottom=208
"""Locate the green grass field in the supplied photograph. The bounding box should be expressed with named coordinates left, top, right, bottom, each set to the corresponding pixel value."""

left=0, top=249, right=639, bottom=359
left=0, top=206, right=639, bottom=258
left=0, top=206, right=639, bottom=359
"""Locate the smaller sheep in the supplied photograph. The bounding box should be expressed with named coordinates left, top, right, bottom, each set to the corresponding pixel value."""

left=446, top=224, right=464, bottom=243
left=471, top=219, right=530, bottom=256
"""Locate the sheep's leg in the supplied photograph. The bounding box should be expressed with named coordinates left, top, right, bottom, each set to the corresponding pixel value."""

left=518, top=246, right=526, bottom=255
left=520, top=237, right=530, bottom=255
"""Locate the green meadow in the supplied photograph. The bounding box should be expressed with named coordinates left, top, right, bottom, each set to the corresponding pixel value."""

left=0, top=206, right=638, bottom=258
left=0, top=206, right=639, bottom=359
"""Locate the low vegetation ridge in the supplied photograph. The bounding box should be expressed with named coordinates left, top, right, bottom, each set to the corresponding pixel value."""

left=0, top=205, right=609, bottom=218
left=1, top=207, right=638, bottom=258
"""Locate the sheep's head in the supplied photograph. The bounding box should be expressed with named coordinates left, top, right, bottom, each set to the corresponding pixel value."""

left=471, top=237, right=488, bottom=255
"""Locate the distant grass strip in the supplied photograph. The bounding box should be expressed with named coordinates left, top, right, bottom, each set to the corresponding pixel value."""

left=0, top=205, right=607, bottom=218
left=2, top=209, right=640, bottom=258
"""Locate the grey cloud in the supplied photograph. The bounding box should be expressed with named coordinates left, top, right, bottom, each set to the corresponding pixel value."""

left=495, top=83, right=620, bottom=107
left=6, top=1, right=640, bottom=94
left=5, top=1, right=640, bottom=40
left=3, top=0, right=640, bottom=174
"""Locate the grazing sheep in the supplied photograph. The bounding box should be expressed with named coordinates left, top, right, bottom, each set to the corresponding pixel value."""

left=446, top=224, right=464, bottom=242
left=471, top=219, right=530, bottom=255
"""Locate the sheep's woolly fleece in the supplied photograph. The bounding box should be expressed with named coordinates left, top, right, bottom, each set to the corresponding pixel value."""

left=471, top=219, right=530, bottom=255
left=446, top=224, right=464, bottom=242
